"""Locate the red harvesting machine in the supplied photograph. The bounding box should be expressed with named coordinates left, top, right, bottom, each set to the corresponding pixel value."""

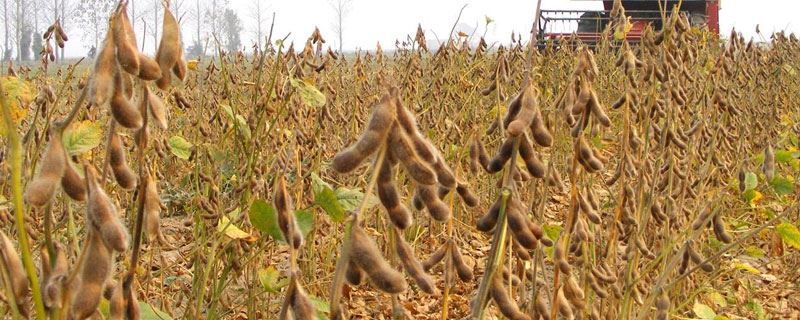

left=536, top=0, right=720, bottom=44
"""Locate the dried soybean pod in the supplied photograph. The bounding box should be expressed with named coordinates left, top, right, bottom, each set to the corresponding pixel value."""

left=489, top=274, right=531, bottom=320
left=332, top=96, right=395, bottom=173
left=530, top=111, right=553, bottom=147
left=172, top=56, right=187, bottom=81
left=62, top=157, right=87, bottom=201
left=377, top=158, right=412, bottom=229
left=533, top=293, right=552, bottom=320
left=110, top=71, right=143, bottom=129
left=394, top=232, right=438, bottom=294
left=589, top=89, right=611, bottom=126
left=109, top=133, right=137, bottom=189
left=274, top=177, right=303, bottom=249
left=502, top=91, right=523, bottom=129
left=554, top=239, right=571, bottom=275
left=577, top=136, right=604, bottom=172
left=456, top=182, right=478, bottom=207
left=655, top=290, right=670, bottom=320
left=111, top=13, right=139, bottom=75
left=25, top=130, right=67, bottom=207
left=691, top=208, right=711, bottom=231
left=350, top=225, right=407, bottom=293
left=42, top=243, right=68, bottom=308
left=148, top=90, right=168, bottom=130
left=564, top=275, right=586, bottom=310
left=507, top=83, right=539, bottom=136
left=345, top=260, right=365, bottom=286
left=762, top=144, right=775, bottom=181
left=389, top=129, right=437, bottom=185
left=422, top=244, right=447, bottom=271
left=506, top=199, right=538, bottom=249
left=487, top=136, right=515, bottom=173
left=86, top=166, right=129, bottom=252
left=144, top=172, right=162, bottom=241
left=687, top=244, right=714, bottom=272
left=518, top=135, right=546, bottom=178
left=578, top=191, right=601, bottom=224
left=92, top=28, right=117, bottom=106
left=450, top=243, right=474, bottom=281
left=291, top=282, right=317, bottom=320
left=415, top=184, right=450, bottom=221
left=0, top=231, right=29, bottom=304
left=476, top=197, right=501, bottom=232
left=556, top=287, right=575, bottom=319
left=155, top=6, right=181, bottom=90
left=71, top=230, right=112, bottom=320
left=137, top=53, right=162, bottom=80
left=712, top=213, right=732, bottom=244
left=471, top=135, right=491, bottom=171
left=108, top=281, right=125, bottom=320
left=573, top=79, right=591, bottom=115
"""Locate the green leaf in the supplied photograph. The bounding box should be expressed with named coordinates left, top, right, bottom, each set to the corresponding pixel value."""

left=309, top=295, right=330, bottom=320
left=220, top=105, right=251, bottom=139
left=249, top=200, right=276, bottom=235
left=693, top=301, right=717, bottom=320
left=311, top=172, right=333, bottom=195
left=168, top=135, right=193, bottom=160
left=774, top=149, right=798, bottom=163
left=769, top=176, right=795, bottom=195
left=746, top=300, right=767, bottom=320
left=62, top=120, right=103, bottom=155
left=315, top=186, right=346, bottom=223
left=257, top=266, right=289, bottom=294
left=744, top=245, right=765, bottom=258
left=139, top=301, right=174, bottom=320
left=776, top=222, right=800, bottom=250
left=290, top=77, right=326, bottom=108
left=543, top=224, right=562, bottom=241
left=335, top=187, right=377, bottom=211
left=744, top=172, right=758, bottom=191
left=249, top=200, right=313, bottom=243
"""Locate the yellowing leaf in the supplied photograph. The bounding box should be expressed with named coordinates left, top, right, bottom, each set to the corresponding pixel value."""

left=257, top=266, right=289, bottom=293
left=289, top=77, right=326, bottom=108
left=62, top=120, right=104, bottom=155
left=776, top=222, right=800, bottom=250
left=217, top=215, right=256, bottom=242
left=168, top=135, right=193, bottom=160
left=186, top=59, right=199, bottom=70
left=693, top=301, right=717, bottom=320
left=0, top=76, right=33, bottom=135
left=731, top=260, right=760, bottom=274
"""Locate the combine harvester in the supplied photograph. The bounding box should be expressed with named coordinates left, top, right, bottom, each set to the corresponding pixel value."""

left=536, top=0, right=720, bottom=45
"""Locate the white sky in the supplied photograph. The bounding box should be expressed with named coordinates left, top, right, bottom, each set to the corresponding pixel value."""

left=61, top=0, right=799, bottom=57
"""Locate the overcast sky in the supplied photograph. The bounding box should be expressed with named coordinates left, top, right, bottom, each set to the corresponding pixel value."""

left=61, top=0, right=799, bottom=57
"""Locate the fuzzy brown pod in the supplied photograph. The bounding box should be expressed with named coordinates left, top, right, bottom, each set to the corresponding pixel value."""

left=422, top=244, right=447, bottom=272
left=450, top=242, right=474, bottom=281
left=762, top=144, right=775, bottom=181
left=25, top=130, right=67, bottom=207
left=455, top=182, right=478, bottom=207
left=507, top=82, right=540, bottom=136
left=389, top=127, right=438, bottom=185
left=155, top=6, right=182, bottom=90
left=85, top=165, right=130, bottom=252
left=108, top=280, right=140, bottom=320
left=71, top=230, right=113, bottom=320
left=274, top=177, right=303, bottom=249
left=288, top=281, right=317, bottom=320
left=487, top=136, right=515, bottom=173
left=91, top=27, right=117, bottom=106
left=0, top=231, right=29, bottom=309
left=489, top=273, right=531, bottom=320
left=111, top=12, right=139, bottom=75
left=477, top=196, right=502, bottom=232
left=41, top=243, right=68, bottom=309
left=376, top=157, right=412, bottom=229
left=518, top=135, right=546, bottom=178
left=576, top=136, right=604, bottom=172
left=345, top=260, right=365, bottom=286
left=394, top=231, right=439, bottom=295
left=349, top=224, right=407, bottom=293
left=470, top=135, right=490, bottom=172
left=144, top=171, right=163, bottom=241
left=148, top=90, right=169, bottom=130
left=109, top=133, right=138, bottom=189
left=332, top=94, right=395, bottom=173
left=137, top=53, right=162, bottom=80
left=110, top=71, right=143, bottom=129
left=414, top=183, right=451, bottom=221
left=506, top=198, right=539, bottom=249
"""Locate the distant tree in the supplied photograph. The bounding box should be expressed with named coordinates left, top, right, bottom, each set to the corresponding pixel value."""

left=329, top=0, right=353, bottom=53
left=19, top=24, right=31, bottom=61
left=32, top=31, right=42, bottom=58
left=220, top=8, right=241, bottom=52
left=248, top=0, right=269, bottom=48
left=73, top=0, right=115, bottom=49
left=3, top=0, right=10, bottom=61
